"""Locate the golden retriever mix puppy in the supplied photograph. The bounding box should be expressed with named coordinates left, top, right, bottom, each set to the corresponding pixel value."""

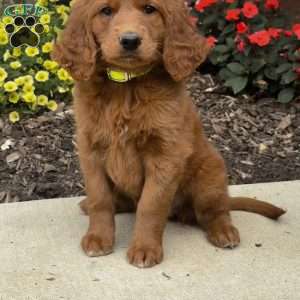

left=52, top=0, right=285, bottom=268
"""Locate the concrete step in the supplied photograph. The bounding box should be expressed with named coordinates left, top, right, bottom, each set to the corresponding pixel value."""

left=1, top=181, right=299, bottom=300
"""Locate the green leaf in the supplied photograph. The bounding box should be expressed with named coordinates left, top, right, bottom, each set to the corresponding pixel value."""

left=266, top=52, right=279, bottom=64
left=264, top=68, right=279, bottom=80
left=227, top=63, right=246, bottom=75
left=270, top=16, right=287, bottom=28
left=217, top=54, right=230, bottom=63
left=281, top=70, right=298, bottom=85
left=222, top=23, right=235, bottom=35
left=203, top=13, right=218, bottom=25
left=217, top=19, right=226, bottom=31
left=251, top=59, right=266, bottom=73
left=224, top=76, right=248, bottom=94
left=277, top=88, right=295, bottom=103
left=218, top=68, right=235, bottom=81
left=225, top=37, right=235, bottom=48
left=209, top=52, right=221, bottom=65
left=276, top=63, right=292, bottom=74
left=214, top=45, right=230, bottom=53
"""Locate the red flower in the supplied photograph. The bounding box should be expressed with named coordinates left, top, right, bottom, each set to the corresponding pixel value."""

left=206, top=36, right=217, bottom=48
left=268, top=28, right=282, bottom=39
left=226, top=9, right=241, bottom=21
left=226, top=0, right=235, bottom=3
left=242, top=2, right=259, bottom=19
left=284, top=30, right=293, bottom=37
left=265, top=0, right=280, bottom=10
left=237, top=40, right=246, bottom=52
left=248, top=30, right=271, bottom=47
left=296, top=67, right=300, bottom=75
left=236, top=22, right=248, bottom=34
left=293, top=24, right=300, bottom=39
left=195, top=0, right=217, bottom=12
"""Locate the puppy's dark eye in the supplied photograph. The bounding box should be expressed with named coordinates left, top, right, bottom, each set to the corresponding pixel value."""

left=143, top=5, right=156, bottom=14
left=100, top=6, right=113, bottom=16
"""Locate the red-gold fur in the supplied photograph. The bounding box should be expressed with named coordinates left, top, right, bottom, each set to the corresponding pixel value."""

left=52, top=0, right=285, bottom=268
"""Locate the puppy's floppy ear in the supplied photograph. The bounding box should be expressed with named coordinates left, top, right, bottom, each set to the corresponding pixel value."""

left=51, top=0, right=97, bottom=81
left=163, top=2, right=210, bottom=82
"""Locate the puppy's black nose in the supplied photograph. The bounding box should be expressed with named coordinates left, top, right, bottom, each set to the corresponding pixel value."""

left=120, top=32, right=141, bottom=51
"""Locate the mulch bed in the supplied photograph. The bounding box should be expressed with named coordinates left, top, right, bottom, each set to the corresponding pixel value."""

left=0, top=73, right=300, bottom=203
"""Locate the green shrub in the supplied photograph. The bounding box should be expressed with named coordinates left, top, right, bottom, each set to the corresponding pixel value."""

left=191, top=0, right=300, bottom=102
left=0, top=0, right=73, bottom=123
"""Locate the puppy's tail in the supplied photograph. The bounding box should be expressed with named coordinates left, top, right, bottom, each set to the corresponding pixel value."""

left=229, top=197, right=286, bottom=220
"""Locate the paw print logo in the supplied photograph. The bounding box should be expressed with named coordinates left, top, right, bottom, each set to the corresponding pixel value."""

left=4, top=16, right=44, bottom=47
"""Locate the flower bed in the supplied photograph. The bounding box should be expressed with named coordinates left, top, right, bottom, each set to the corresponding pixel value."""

left=0, top=0, right=73, bottom=122
left=191, top=0, right=300, bottom=102
left=1, top=0, right=299, bottom=123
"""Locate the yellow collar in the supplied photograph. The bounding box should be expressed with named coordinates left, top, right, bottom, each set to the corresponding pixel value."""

left=106, top=68, right=152, bottom=83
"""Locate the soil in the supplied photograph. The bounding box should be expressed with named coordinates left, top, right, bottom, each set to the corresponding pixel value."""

left=0, top=73, right=300, bottom=203
left=282, top=0, right=300, bottom=21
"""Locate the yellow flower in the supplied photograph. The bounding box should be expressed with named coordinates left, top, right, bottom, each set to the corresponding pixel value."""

left=54, top=26, right=62, bottom=35
left=2, top=16, right=13, bottom=25
left=25, top=46, right=39, bottom=57
left=3, top=50, right=11, bottom=62
left=42, top=42, right=53, bottom=53
left=9, top=111, right=20, bottom=123
left=23, top=83, right=35, bottom=93
left=43, top=60, right=58, bottom=70
left=37, top=0, right=48, bottom=6
left=35, top=71, right=49, bottom=82
left=40, top=14, right=51, bottom=24
left=43, top=25, right=50, bottom=33
left=56, top=5, right=69, bottom=14
left=37, top=95, right=48, bottom=106
left=23, top=75, right=34, bottom=85
left=37, top=58, right=43, bottom=64
left=47, top=100, right=58, bottom=111
left=22, top=92, right=37, bottom=103
left=4, top=81, right=18, bottom=92
left=9, top=92, right=20, bottom=104
left=10, top=61, right=22, bottom=69
left=58, top=86, right=69, bottom=93
left=61, top=13, right=69, bottom=25
left=0, top=67, right=8, bottom=81
left=14, top=76, right=25, bottom=86
left=12, top=48, right=22, bottom=57
left=57, top=68, right=70, bottom=81
left=0, top=31, right=8, bottom=45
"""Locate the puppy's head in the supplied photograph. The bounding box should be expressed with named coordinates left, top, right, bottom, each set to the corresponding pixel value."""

left=52, top=0, right=210, bottom=82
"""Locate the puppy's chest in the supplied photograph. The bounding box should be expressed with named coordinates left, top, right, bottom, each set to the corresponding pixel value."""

left=95, top=111, right=149, bottom=198
left=105, top=138, right=144, bottom=198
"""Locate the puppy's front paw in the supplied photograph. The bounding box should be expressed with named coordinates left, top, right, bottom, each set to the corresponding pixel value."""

left=207, top=224, right=240, bottom=249
left=127, top=243, right=163, bottom=268
left=81, top=233, right=114, bottom=257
